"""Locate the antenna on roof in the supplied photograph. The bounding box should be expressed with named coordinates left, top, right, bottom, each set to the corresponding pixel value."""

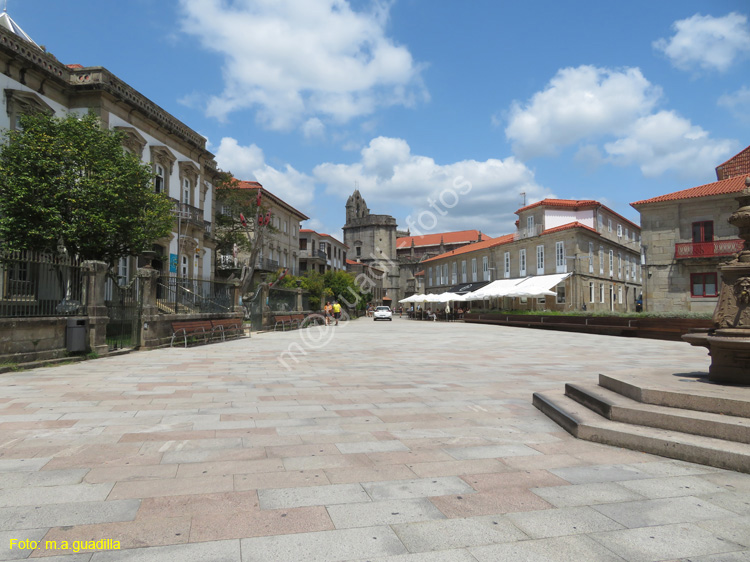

left=520, top=191, right=526, bottom=206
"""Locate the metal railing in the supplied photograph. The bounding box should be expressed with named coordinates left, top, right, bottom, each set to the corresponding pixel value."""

left=157, top=275, right=235, bottom=315
left=0, top=250, right=86, bottom=318
left=256, top=258, right=280, bottom=271
left=675, top=239, right=745, bottom=259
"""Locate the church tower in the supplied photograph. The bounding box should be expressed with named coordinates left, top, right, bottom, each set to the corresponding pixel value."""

left=343, top=190, right=400, bottom=304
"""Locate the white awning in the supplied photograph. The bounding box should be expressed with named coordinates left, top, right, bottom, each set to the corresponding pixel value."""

left=464, top=273, right=571, bottom=299
left=464, top=278, right=527, bottom=299
left=508, top=273, right=572, bottom=297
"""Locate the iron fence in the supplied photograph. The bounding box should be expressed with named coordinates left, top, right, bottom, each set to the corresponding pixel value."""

left=0, top=250, right=86, bottom=318
left=157, top=275, right=235, bottom=315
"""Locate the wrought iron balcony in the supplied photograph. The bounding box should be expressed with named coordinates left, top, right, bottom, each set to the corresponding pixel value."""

left=256, top=258, right=280, bottom=272
left=675, top=239, right=745, bottom=259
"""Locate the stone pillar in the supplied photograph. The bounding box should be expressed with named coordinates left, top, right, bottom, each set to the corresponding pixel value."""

left=82, top=260, right=109, bottom=357
left=296, top=287, right=303, bottom=312
left=136, top=267, right=160, bottom=349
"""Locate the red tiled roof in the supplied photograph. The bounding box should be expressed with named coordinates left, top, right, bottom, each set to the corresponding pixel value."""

left=517, top=198, right=639, bottom=231
left=715, top=145, right=750, bottom=180
left=421, top=234, right=515, bottom=263
left=397, top=229, right=488, bottom=249
left=415, top=270, right=424, bottom=276
left=515, top=199, right=599, bottom=214
left=66, top=64, right=84, bottom=69
left=631, top=176, right=748, bottom=206
left=541, top=221, right=599, bottom=236
left=299, top=228, right=347, bottom=247
left=231, top=179, right=309, bottom=220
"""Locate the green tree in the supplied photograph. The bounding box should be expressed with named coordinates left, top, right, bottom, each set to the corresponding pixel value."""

left=0, top=112, right=173, bottom=265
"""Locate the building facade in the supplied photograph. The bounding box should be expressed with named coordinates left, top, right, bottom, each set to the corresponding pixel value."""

left=631, top=147, right=749, bottom=313
left=216, top=181, right=309, bottom=285
left=299, top=230, right=348, bottom=274
left=423, top=199, right=642, bottom=312
left=0, top=14, right=219, bottom=282
left=342, top=190, right=400, bottom=305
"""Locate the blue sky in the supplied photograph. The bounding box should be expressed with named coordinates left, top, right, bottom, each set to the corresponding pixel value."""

left=10, top=0, right=750, bottom=240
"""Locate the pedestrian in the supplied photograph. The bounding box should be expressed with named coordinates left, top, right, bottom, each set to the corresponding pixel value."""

left=324, top=301, right=333, bottom=325
left=332, top=301, right=342, bottom=326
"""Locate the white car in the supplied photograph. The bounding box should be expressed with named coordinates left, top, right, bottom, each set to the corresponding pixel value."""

left=373, top=306, right=393, bottom=321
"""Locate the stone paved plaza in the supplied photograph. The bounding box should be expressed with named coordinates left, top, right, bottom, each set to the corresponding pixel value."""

left=0, top=317, right=749, bottom=561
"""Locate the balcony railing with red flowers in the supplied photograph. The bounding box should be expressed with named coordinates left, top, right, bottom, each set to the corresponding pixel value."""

left=675, top=239, right=745, bottom=259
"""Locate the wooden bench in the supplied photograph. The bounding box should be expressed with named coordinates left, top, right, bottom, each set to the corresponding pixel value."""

left=211, top=318, right=245, bottom=341
left=170, top=320, right=212, bottom=347
left=273, top=315, right=293, bottom=331
left=290, top=314, right=305, bottom=328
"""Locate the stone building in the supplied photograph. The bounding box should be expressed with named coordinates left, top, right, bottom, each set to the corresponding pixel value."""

left=299, top=230, right=348, bottom=274
left=423, top=199, right=642, bottom=312
left=216, top=181, right=308, bottom=286
left=342, top=190, right=400, bottom=306
left=631, top=147, right=749, bottom=313
left=0, top=11, right=219, bottom=282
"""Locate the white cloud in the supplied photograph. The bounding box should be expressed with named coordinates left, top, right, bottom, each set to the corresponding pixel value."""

left=602, top=111, right=736, bottom=178
left=505, top=66, right=661, bottom=159
left=213, top=137, right=316, bottom=210
left=653, top=12, right=750, bottom=73
left=178, top=0, right=426, bottom=131
left=302, top=118, right=326, bottom=139
left=314, top=137, right=551, bottom=236
left=718, top=86, right=750, bottom=121
left=504, top=64, right=735, bottom=179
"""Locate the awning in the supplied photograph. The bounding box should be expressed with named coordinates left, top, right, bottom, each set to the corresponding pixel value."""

left=464, top=278, right=527, bottom=299
left=509, top=273, right=571, bottom=297
left=464, top=273, right=572, bottom=299
left=447, top=281, right=490, bottom=295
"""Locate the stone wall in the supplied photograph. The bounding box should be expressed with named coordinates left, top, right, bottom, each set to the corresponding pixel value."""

left=0, top=317, right=69, bottom=364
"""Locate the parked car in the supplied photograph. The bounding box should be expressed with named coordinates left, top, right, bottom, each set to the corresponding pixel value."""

left=373, top=306, right=393, bottom=321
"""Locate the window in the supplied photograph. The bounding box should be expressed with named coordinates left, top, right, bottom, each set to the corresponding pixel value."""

left=536, top=245, right=544, bottom=275
left=617, top=224, right=622, bottom=238
left=632, top=256, right=637, bottom=279
left=589, top=242, right=594, bottom=273
left=154, top=165, right=165, bottom=194
left=182, top=178, right=191, bottom=204
left=618, top=285, right=623, bottom=304
left=556, top=284, right=566, bottom=304
left=597, top=213, right=603, bottom=231
left=618, top=252, right=622, bottom=278
left=356, top=247, right=361, bottom=257
left=452, top=262, right=458, bottom=284
left=504, top=252, right=510, bottom=278
left=599, top=246, right=604, bottom=275
left=624, top=228, right=628, bottom=240
left=443, top=264, right=448, bottom=285
left=589, top=281, right=595, bottom=303
left=555, top=241, right=565, bottom=273
left=117, top=257, right=129, bottom=286
left=482, top=256, right=489, bottom=281
left=691, top=273, right=718, bottom=297
left=471, top=259, right=477, bottom=282
left=608, top=219, right=612, bottom=232
left=519, top=249, right=527, bottom=276
left=181, top=255, right=188, bottom=278
left=692, top=221, right=714, bottom=243
left=527, top=216, right=534, bottom=233
left=284, top=221, right=288, bottom=233
left=625, top=254, right=630, bottom=280
left=428, top=267, right=433, bottom=286
left=600, top=283, right=605, bottom=303
left=609, top=249, right=614, bottom=277
left=461, top=261, right=467, bottom=283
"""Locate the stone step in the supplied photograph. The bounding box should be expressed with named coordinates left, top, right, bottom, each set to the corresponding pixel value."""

left=565, top=382, right=750, bottom=444
left=533, top=389, right=750, bottom=474
left=598, top=373, right=750, bottom=418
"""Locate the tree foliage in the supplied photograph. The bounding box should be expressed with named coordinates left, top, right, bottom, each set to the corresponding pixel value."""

left=0, top=112, right=173, bottom=265
left=213, top=173, right=275, bottom=295
left=277, top=269, right=368, bottom=311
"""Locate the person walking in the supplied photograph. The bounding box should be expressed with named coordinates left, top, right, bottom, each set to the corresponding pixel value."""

left=332, top=301, right=342, bottom=326
left=324, top=301, right=333, bottom=326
